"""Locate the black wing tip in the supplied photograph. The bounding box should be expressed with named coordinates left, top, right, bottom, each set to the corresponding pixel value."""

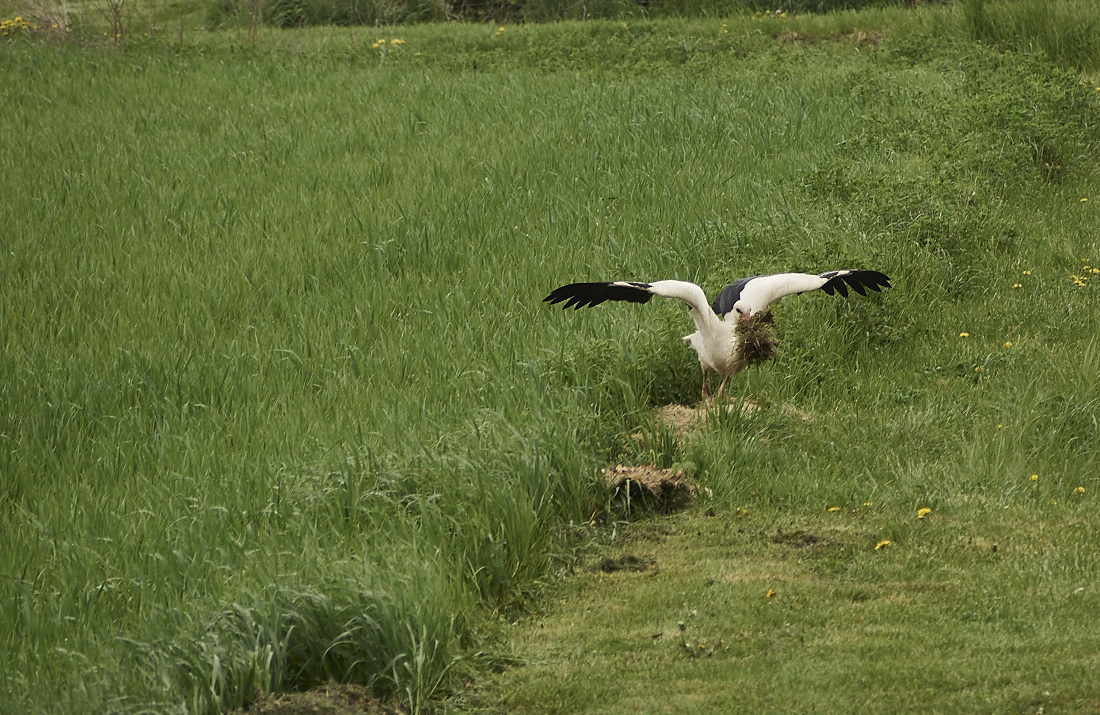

left=544, top=281, right=653, bottom=309
left=821, top=270, right=892, bottom=297
left=544, top=282, right=600, bottom=310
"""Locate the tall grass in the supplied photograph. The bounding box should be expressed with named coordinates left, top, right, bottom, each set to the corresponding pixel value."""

left=2, top=19, right=1099, bottom=713
left=0, top=38, right=879, bottom=712
left=965, top=0, right=1100, bottom=71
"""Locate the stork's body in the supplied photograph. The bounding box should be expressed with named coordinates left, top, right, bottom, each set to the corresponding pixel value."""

left=544, top=270, right=891, bottom=399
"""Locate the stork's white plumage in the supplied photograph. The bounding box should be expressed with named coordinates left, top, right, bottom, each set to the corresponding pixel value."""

left=544, top=270, right=891, bottom=399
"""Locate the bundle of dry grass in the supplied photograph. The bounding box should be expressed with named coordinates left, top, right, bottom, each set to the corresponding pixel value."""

left=735, top=310, right=780, bottom=366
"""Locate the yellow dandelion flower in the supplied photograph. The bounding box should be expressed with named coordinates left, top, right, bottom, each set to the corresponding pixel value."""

left=828, top=506, right=840, bottom=512
left=917, top=507, right=932, bottom=519
left=1004, top=341, right=1012, bottom=347
left=1012, top=283, right=1022, bottom=288
left=875, top=540, right=891, bottom=550
left=391, top=38, right=404, bottom=44
left=1022, top=270, right=1031, bottom=275
left=766, top=589, right=776, bottom=598
left=959, top=332, right=969, bottom=338
left=1082, top=198, right=1089, bottom=202
left=1030, top=474, right=1038, bottom=481
left=1075, top=486, right=1086, bottom=494
left=996, top=424, right=1002, bottom=429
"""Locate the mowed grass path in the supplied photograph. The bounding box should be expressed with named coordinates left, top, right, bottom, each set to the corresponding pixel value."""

left=481, top=505, right=1100, bottom=713
left=2, top=18, right=1100, bottom=714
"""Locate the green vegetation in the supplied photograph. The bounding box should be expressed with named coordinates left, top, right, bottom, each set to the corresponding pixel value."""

left=483, top=506, right=1100, bottom=713
left=1, top=4, right=1100, bottom=714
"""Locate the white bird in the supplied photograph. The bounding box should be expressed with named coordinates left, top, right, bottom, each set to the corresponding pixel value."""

left=544, top=270, right=891, bottom=399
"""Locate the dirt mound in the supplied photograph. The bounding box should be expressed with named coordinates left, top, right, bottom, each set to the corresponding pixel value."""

left=653, top=401, right=761, bottom=437
left=652, top=398, right=811, bottom=439
left=243, top=683, right=405, bottom=715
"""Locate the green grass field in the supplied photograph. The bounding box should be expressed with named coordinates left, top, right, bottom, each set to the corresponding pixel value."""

left=2, top=5, right=1100, bottom=714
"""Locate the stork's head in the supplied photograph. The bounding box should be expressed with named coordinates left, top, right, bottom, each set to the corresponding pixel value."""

left=732, top=300, right=754, bottom=320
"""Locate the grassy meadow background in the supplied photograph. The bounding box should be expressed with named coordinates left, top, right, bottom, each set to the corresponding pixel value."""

left=2, top=2, right=1100, bottom=713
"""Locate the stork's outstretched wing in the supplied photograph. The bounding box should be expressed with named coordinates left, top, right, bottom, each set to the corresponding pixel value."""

left=544, top=280, right=713, bottom=316
left=710, top=270, right=891, bottom=317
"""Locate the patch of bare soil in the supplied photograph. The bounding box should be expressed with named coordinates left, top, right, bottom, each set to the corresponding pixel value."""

left=242, top=683, right=406, bottom=715
left=603, top=464, right=696, bottom=513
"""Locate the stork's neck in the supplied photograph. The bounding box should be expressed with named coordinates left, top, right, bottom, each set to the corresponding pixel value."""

left=687, top=302, right=732, bottom=339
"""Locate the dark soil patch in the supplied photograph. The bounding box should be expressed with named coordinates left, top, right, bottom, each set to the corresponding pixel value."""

left=771, top=529, right=824, bottom=547
left=596, top=554, right=654, bottom=573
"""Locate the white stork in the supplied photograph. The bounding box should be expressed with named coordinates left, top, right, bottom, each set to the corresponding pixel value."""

left=544, top=270, right=891, bottom=399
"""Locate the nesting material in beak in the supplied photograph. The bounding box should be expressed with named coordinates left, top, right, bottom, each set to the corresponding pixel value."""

left=735, top=310, right=780, bottom=366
